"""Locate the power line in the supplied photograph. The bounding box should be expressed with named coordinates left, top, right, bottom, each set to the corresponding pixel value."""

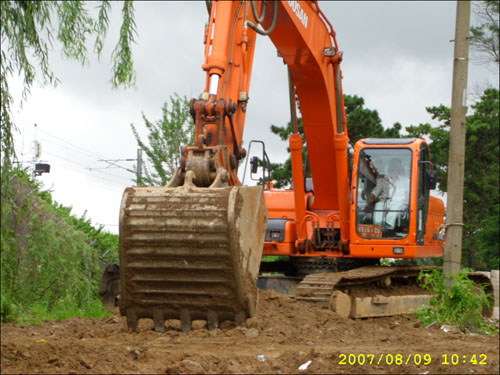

left=37, top=128, right=122, bottom=164
left=34, top=134, right=136, bottom=177
left=96, top=158, right=136, bottom=174
left=12, top=120, right=145, bottom=196
left=13, top=121, right=135, bottom=184
left=41, top=150, right=132, bottom=185
left=17, top=145, right=143, bottom=194
left=29, top=133, right=103, bottom=162
left=17, top=119, right=106, bottom=160
left=14, top=119, right=133, bottom=171
left=41, top=163, right=126, bottom=194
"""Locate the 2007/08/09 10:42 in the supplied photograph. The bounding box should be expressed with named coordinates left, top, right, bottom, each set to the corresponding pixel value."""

left=338, top=353, right=488, bottom=366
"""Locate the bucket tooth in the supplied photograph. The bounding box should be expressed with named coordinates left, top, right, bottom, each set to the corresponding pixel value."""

left=180, top=309, right=191, bottom=333
left=235, top=311, right=247, bottom=326
left=153, top=309, right=165, bottom=333
left=126, top=308, right=138, bottom=332
left=207, top=310, right=218, bottom=330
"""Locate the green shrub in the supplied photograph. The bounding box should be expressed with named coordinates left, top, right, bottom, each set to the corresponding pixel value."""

left=414, top=268, right=497, bottom=334
left=261, top=256, right=289, bottom=262
left=1, top=168, right=117, bottom=324
left=1, top=291, right=17, bottom=323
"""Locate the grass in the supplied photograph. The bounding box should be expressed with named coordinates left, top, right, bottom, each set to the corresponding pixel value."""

left=414, top=268, right=497, bottom=334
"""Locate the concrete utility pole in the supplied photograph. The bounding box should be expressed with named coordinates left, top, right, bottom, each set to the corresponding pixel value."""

left=137, top=148, right=143, bottom=185
left=443, top=0, right=471, bottom=285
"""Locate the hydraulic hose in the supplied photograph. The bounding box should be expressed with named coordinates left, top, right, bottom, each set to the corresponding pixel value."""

left=246, top=0, right=278, bottom=36
left=250, top=0, right=267, bottom=24
left=205, top=0, right=212, bottom=16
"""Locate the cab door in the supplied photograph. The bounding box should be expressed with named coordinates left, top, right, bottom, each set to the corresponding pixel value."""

left=416, top=144, right=431, bottom=245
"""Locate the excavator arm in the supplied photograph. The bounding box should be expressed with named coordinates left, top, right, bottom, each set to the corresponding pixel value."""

left=184, top=0, right=351, bottom=246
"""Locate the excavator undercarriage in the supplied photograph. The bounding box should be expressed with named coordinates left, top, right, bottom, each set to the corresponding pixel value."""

left=258, top=260, right=437, bottom=319
left=294, top=265, right=436, bottom=318
left=258, top=264, right=496, bottom=319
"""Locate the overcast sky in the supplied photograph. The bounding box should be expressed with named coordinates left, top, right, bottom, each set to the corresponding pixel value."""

left=9, top=1, right=498, bottom=234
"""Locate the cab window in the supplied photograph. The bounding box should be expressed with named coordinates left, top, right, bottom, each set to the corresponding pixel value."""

left=356, top=148, right=412, bottom=239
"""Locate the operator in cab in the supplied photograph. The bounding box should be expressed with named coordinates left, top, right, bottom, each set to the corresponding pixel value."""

left=370, top=158, right=410, bottom=233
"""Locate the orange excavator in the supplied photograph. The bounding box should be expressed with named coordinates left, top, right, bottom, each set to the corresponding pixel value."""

left=118, top=0, right=446, bottom=332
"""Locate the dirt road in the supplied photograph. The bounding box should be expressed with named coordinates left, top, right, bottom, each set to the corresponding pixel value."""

left=1, top=290, right=498, bottom=374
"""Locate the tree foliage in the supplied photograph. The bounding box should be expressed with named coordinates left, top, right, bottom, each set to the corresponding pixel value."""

left=406, top=88, right=499, bottom=270
left=131, top=94, right=195, bottom=186
left=470, top=0, right=499, bottom=66
left=344, top=94, right=403, bottom=143
left=1, top=4, right=136, bottom=321
left=1, top=169, right=118, bottom=323
left=267, top=94, right=402, bottom=188
left=0, top=0, right=137, bottom=174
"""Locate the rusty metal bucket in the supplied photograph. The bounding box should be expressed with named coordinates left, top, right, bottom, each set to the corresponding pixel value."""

left=118, top=184, right=268, bottom=332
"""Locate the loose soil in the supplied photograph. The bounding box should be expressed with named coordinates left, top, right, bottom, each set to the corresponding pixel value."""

left=1, top=290, right=498, bottom=374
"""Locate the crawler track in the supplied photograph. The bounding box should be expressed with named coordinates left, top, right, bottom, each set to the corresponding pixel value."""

left=294, top=265, right=437, bottom=308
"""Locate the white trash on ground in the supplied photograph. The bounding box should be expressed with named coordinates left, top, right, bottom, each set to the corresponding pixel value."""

left=298, top=360, right=312, bottom=371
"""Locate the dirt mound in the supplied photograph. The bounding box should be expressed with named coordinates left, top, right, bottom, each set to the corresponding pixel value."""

left=2, top=290, right=499, bottom=374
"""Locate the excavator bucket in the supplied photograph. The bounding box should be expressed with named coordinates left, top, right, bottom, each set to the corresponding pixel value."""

left=118, top=184, right=268, bottom=332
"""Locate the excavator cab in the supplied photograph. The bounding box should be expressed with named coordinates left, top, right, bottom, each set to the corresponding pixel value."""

left=350, top=138, right=444, bottom=259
